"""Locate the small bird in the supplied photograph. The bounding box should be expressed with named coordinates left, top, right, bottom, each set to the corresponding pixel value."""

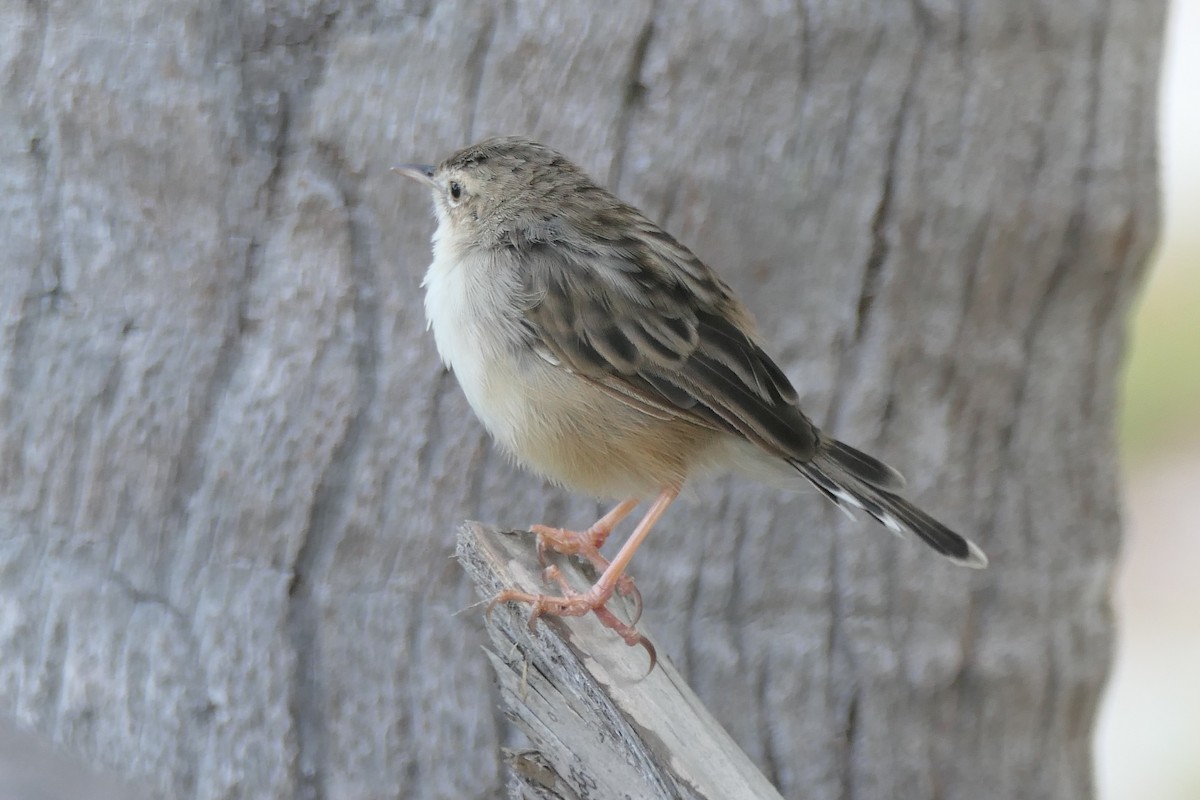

left=396, top=136, right=987, bottom=660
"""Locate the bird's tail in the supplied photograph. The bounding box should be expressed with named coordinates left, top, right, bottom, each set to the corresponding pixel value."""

left=791, top=439, right=988, bottom=568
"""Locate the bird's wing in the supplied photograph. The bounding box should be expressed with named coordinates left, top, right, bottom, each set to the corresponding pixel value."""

left=512, top=213, right=820, bottom=462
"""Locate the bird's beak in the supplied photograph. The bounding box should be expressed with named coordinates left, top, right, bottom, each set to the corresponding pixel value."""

left=391, top=163, right=438, bottom=188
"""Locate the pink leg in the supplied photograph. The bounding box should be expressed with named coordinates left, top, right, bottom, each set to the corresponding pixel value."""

left=492, top=487, right=678, bottom=662
left=530, top=498, right=643, bottom=618
left=532, top=564, right=657, bottom=670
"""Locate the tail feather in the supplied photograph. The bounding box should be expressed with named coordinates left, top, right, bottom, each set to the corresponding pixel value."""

left=822, top=439, right=906, bottom=491
left=791, top=441, right=988, bottom=569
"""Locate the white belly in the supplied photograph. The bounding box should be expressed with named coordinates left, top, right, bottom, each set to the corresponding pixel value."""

left=421, top=240, right=717, bottom=499
left=422, top=246, right=532, bottom=454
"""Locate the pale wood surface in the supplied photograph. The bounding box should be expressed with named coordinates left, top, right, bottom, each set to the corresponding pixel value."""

left=0, top=2, right=1163, bottom=799
left=458, top=522, right=786, bottom=800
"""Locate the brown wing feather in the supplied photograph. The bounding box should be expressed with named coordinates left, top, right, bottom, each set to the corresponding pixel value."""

left=512, top=209, right=819, bottom=462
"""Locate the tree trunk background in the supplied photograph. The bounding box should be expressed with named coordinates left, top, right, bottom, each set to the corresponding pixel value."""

left=0, top=2, right=1162, bottom=799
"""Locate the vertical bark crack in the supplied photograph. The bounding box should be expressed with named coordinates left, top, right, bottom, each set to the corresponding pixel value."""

left=993, top=0, right=1108, bottom=532
left=822, top=34, right=926, bottom=434
left=840, top=688, right=861, bottom=800
left=286, top=148, right=381, bottom=800
left=853, top=44, right=922, bottom=344
left=608, top=1, right=658, bottom=191
left=756, top=659, right=782, bottom=789
left=3, top=2, right=59, bottom=490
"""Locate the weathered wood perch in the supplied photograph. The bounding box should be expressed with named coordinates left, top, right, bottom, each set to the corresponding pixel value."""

left=456, top=522, right=785, bottom=800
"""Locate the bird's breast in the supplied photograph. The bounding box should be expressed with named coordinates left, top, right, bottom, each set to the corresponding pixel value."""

left=421, top=241, right=722, bottom=499
left=422, top=246, right=532, bottom=446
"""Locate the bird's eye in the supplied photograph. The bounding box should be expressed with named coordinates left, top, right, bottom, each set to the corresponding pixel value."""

left=448, top=180, right=463, bottom=201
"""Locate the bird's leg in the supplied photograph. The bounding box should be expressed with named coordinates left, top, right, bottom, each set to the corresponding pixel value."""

left=530, top=564, right=657, bottom=669
left=530, top=497, right=642, bottom=615
left=493, top=487, right=678, bottom=655
left=530, top=497, right=639, bottom=559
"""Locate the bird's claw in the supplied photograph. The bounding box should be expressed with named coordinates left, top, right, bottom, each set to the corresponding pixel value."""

left=529, top=524, right=643, bottom=624
left=489, top=573, right=655, bottom=673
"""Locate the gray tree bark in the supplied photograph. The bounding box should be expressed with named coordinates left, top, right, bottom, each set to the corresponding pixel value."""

left=0, top=2, right=1161, bottom=800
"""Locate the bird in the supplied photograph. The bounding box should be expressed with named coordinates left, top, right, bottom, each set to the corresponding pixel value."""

left=395, top=136, right=987, bottom=662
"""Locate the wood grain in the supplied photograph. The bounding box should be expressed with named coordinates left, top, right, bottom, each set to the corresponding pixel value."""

left=458, top=522, right=785, bottom=800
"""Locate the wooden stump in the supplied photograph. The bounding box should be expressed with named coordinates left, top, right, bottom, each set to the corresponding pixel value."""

left=458, top=523, right=785, bottom=800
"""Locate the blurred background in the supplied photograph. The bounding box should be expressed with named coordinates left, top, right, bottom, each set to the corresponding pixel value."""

left=1096, top=0, right=1200, bottom=797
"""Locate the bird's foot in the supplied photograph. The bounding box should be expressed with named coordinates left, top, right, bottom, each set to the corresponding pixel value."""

left=488, top=564, right=656, bottom=670
left=529, top=523, right=642, bottom=623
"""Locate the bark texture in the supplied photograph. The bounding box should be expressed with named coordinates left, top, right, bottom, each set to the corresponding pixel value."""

left=0, top=2, right=1162, bottom=799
